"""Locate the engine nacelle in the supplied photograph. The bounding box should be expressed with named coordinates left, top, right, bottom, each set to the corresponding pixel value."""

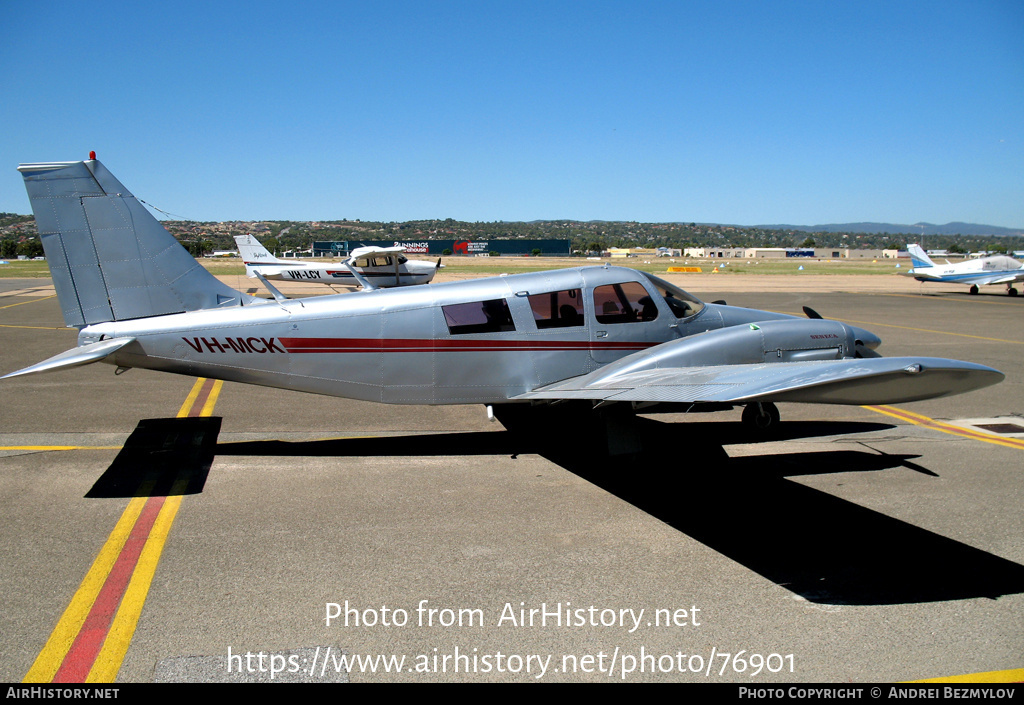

left=593, top=319, right=861, bottom=381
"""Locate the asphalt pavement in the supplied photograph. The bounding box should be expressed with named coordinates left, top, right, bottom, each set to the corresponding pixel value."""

left=1, top=279, right=1021, bottom=683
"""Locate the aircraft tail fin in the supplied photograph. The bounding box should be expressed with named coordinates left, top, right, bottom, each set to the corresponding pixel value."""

left=907, top=243, right=936, bottom=269
left=235, top=234, right=290, bottom=266
left=19, top=158, right=257, bottom=328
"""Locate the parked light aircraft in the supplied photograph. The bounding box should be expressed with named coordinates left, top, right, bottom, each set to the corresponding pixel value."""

left=904, top=243, right=1024, bottom=296
left=235, top=234, right=438, bottom=289
left=2, top=158, right=1004, bottom=452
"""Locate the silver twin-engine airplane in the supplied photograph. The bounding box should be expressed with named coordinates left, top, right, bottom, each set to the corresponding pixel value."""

left=235, top=234, right=438, bottom=289
left=3, top=157, right=1005, bottom=449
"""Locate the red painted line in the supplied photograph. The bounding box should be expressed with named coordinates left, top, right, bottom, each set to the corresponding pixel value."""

left=51, top=496, right=167, bottom=682
left=32, top=378, right=219, bottom=682
left=187, top=379, right=216, bottom=417
left=279, top=337, right=654, bottom=353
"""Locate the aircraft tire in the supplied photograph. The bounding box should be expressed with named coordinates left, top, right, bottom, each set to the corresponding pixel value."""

left=969, top=285, right=979, bottom=295
left=742, top=402, right=780, bottom=434
left=1008, top=287, right=1018, bottom=296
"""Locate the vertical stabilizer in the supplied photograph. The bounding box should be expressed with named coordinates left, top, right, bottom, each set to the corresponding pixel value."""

left=19, top=159, right=256, bottom=327
left=907, top=243, right=936, bottom=269
left=235, top=234, right=290, bottom=266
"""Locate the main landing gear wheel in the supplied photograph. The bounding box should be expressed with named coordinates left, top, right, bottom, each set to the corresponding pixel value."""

left=1008, top=287, right=1018, bottom=297
left=742, top=402, right=780, bottom=434
left=969, top=285, right=979, bottom=295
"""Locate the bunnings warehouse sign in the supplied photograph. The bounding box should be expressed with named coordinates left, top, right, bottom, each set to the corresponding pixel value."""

left=313, top=240, right=571, bottom=256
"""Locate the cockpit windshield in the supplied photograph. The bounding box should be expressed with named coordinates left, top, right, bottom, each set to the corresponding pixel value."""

left=641, top=272, right=705, bottom=319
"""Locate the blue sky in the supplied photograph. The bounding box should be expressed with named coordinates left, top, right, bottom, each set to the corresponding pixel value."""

left=2, top=1, right=1022, bottom=226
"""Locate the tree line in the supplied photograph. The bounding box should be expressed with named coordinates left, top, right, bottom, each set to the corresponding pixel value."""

left=2, top=214, right=1022, bottom=257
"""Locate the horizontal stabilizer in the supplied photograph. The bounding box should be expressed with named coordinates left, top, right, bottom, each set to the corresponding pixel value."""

left=1, top=337, right=136, bottom=379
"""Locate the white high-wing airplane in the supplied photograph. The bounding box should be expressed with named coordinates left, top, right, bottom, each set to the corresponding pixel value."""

left=235, top=234, right=438, bottom=288
left=904, top=243, right=1024, bottom=296
left=2, top=158, right=1004, bottom=453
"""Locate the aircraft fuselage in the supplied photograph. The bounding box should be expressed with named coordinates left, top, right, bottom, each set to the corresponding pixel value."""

left=254, top=264, right=435, bottom=286
left=79, top=266, right=798, bottom=405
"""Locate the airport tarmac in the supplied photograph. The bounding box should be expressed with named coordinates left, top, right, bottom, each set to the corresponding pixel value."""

left=0, top=277, right=1021, bottom=683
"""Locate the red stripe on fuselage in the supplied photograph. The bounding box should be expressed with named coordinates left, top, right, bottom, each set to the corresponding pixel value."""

left=278, top=337, right=655, bottom=353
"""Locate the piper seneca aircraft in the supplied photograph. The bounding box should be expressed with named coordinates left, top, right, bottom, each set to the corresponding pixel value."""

left=234, top=234, right=438, bottom=289
left=3, top=157, right=1004, bottom=453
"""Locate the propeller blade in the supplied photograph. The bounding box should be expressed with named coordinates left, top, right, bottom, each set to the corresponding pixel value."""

left=802, top=306, right=823, bottom=319
left=855, top=344, right=882, bottom=358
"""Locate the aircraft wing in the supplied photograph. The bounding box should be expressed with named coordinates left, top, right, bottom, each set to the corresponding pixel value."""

left=513, top=320, right=1003, bottom=406
left=948, top=271, right=1024, bottom=287
left=515, top=357, right=1002, bottom=406
left=985, top=271, right=1024, bottom=285
left=349, top=245, right=405, bottom=259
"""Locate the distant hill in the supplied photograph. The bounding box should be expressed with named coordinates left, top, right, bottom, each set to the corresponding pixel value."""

left=755, top=222, right=1024, bottom=237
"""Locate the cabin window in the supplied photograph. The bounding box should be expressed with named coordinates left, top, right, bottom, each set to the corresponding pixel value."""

left=593, top=282, right=659, bottom=324
left=353, top=256, right=392, bottom=268
left=528, top=289, right=584, bottom=329
left=443, top=299, right=516, bottom=335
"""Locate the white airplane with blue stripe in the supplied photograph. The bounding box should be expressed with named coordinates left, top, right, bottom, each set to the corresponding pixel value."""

left=905, top=243, right=1024, bottom=296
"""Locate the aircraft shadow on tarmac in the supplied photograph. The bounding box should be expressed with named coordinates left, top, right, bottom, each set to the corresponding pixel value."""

left=90, top=415, right=1024, bottom=607
left=86, top=417, right=221, bottom=499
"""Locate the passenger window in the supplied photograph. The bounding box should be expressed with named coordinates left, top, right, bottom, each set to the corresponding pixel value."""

left=593, top=282, right=659, bottom=324
left=353, top=258, right=369, bottom=268
left=443, top=299, right=516, bottom=334
left=528, top=289, right=584, bottom=329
